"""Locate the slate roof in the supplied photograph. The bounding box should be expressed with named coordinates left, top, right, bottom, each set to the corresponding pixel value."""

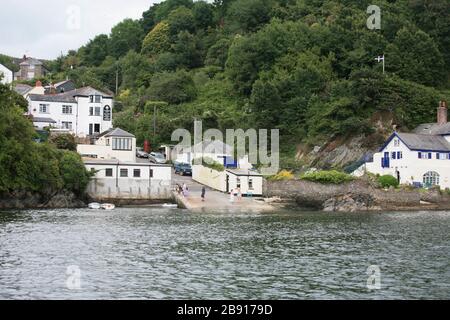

left=19, top=57, right=43, bottom=66
left=414, top=122, right=450, bottom=136
left=103, top=128, right=135, bottom=138
left=396, top=132, right=450, bottom=151
left=14, top=84, right=32, bottom=95
left=28, top=86, right=113, bottom=103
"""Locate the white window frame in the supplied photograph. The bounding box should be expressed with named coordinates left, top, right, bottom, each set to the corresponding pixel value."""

left=39, top=104, right=49, bottom=113
left=62, top=105, right=73, bottom=114
left=61, top=121, right=72, bottom=130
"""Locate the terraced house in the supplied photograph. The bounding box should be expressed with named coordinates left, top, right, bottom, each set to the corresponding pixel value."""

left=26, top=86, right=113, bottom=137
left=363, top=101, right=450, bottom=189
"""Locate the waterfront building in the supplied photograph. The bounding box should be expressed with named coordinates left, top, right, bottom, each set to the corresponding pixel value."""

left=26, top=86, right=113, bottom=136
left=361, top=101, right=450, bottom=189
left=77, top=128, right=172, bottom=200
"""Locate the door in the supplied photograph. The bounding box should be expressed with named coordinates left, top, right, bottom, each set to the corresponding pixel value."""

left=226, top=174, right=230, bottom=193
left=94, top=123, right=100, bottom=134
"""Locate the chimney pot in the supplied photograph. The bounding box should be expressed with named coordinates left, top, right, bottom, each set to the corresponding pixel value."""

left=437, top=100, right=448, bottom=125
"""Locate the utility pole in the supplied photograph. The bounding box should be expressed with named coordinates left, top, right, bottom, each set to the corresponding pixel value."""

left=115, top=66, right=119, bottom=95
left=153, top=104, right=157, bottom=137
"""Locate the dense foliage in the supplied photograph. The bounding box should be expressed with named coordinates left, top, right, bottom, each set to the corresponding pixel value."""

left=0, top=82, right=91, bottom=196
left=377, top=174, right=399, bottom=188
left=5, top=0, right=450, bottom=171
left=301, top=170, right=354, bottom=184
left=193, top=157, right=225, bottom=172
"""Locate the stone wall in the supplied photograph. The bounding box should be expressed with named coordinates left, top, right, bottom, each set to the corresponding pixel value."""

left=264, top=179, right=450, bottom=211
left=0, top=190, right=86, bottom=210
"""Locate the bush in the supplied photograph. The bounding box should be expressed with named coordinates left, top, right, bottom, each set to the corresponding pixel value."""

left=301, top=170, right=354, bottom=184
left=268, top=170, right=294, bottom=181
left=377, top=175, right=399, bottom=188
left=59, top=151, right=93, bottom=196
left=48, top=133, right=77, bottom=151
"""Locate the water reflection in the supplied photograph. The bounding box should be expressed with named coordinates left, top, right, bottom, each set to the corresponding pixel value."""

left=0, top=208, right=449, bottom=299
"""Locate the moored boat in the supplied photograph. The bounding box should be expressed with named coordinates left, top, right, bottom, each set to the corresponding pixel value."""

left=88, top=202, right=101, bottom=209
left=101, top=203, right=115, bottom=210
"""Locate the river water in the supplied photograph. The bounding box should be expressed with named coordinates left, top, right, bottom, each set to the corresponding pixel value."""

left=0, top=207, right=449, bottom=299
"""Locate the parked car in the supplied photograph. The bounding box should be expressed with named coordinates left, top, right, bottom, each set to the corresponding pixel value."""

left=174, top=162, right=192, bottom=176
left=136, top=147, right=149, bottom=158
left=149, top=152, right=167, bottom=164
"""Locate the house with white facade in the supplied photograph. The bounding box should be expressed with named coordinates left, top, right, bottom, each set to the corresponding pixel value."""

left=361, top=101, right=450, bottom=189
left=27, top=86, right=113, bottom=136
left=0, top=63, right=14, bottom=84
left=181, top=139, right=263, bottom=195
left=77, top=128, right=172, bottom=200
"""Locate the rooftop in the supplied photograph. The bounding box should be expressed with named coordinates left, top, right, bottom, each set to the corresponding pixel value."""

left=396, top=132, right=450, bottom=152
left=103, top=128, right=135, bottom=138
left=28, top=86, right=113, bottom=103
left=14, top=83, right=32, bottom=95
left=414, top=122, right=450, bottom=136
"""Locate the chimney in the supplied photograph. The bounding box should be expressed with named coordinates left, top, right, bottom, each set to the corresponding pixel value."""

left=437, top=100, right=448, bottom=125
left=23, top=54, right=27, bottom=60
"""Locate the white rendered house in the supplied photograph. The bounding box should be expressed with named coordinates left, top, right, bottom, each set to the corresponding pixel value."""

left=27, top=86, right=113, bottom=136
left=362, top=101, right=450, bottom=189
left=0, top=63, right=13, bottom=84
left=77, top=128, right=172, bottom=200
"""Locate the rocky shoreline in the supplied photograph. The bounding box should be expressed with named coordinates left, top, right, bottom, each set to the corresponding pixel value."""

left=0, top=190, right=86, bottom=210
left=264, top=179, right=450, bottom=212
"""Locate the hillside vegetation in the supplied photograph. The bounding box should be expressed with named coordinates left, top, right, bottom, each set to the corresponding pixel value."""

left=9, top=0, right=450, bottom=170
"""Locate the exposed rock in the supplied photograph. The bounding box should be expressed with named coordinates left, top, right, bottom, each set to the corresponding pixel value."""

left=0, top=190, right=86, bottom=209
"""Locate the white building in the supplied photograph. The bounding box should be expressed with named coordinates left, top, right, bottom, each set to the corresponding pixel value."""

left=77, top=128, right=172, bottom=200
left=362, top=101, right=450, bottom=189
left=175, top=140, right=252, bottom=169
left=27, top=86, right=113, bottom=136
left=0, top=63, right=13, bottom=84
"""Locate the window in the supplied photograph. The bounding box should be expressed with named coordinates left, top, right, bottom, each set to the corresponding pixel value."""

left=418, top=152, right=431, bottom=159
left=90, top=95, right=101, bottom=103
left=106, top=139, right=110, bottom=146
left=236, top=177, right=241, bottom=188
left=437, top=153, right=449, bottom=160
left=61, top=121, right=72, bottom=130
left=150, top=169, right=153, bottom=178
left=39, top=104, right=49, bottom=113
left=397, top=151, right=402, bottom=159
left=248, top=178, right=254, bottom=190
left=95, top=107, right=101, bottom=116
left=423, top=171, right=440, bottom=187
left=133, top=169, right=141, bottom=178
left=393, top=139, right=400, bottom=147
left=112, top=138, right=132, bottom=151
left=89, top=107, right=94, bottom=116
left=62, top=105, right=72, bottom=114
left=392, top=152, right=396, bottom=159
left=120, top=169, right=128, bottom=177
left=105, top=168, right=113, bottom=177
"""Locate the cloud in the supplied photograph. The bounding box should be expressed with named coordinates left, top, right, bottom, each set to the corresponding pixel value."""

left=0, top=0, right=158, bottom=59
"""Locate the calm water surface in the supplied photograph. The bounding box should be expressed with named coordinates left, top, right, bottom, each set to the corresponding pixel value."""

left=0, top=207, right=449, bottom=299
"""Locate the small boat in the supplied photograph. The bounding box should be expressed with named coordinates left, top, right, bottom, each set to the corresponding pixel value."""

left=101, top=203, right=116, bottom=210
left=88, top=202, right=101, bottom=209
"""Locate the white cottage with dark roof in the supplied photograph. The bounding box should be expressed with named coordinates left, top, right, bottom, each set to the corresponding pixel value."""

left=362, top=101, right=450, bottom=189
left=77, top=128, right=172, bottom=201
left=26, top=86, right=113, bottom=136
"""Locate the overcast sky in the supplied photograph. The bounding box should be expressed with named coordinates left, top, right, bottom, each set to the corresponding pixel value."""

left=0, top=0, right=159, bottom=60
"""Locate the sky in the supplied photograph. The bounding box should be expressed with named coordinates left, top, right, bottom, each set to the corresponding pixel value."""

left=0, top=0, right=159, bottom=60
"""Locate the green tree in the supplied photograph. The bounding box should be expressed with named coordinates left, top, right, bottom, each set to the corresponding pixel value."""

left=141, top=21, right=171, bottom=56
left=167, top=6, right=196, bottom=36
left=147, top=70, right=197, bottom=104
left=109, top=19, right=144, bottom=58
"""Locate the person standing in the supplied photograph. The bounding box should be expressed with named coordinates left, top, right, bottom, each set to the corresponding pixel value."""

left=229, top=188, right=235, bottom=203
left=201, top=186, right=206, bottom=201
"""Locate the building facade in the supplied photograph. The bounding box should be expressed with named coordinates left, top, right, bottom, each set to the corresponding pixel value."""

left=0, top=63, right=14, bottom=84
left=27, top=86, right=113, bottom=136
left=16, top=56, right=47, bottom=81
left=362, top=101, right=450, bottom=189
left=77, top=128, right=172, bottom=200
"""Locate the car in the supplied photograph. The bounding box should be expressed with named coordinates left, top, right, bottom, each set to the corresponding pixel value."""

left=174, top=162, right=192, bottom=176
left=149, top=152, right=167, bottom=164
left=136, top=147, right=149, bottom=158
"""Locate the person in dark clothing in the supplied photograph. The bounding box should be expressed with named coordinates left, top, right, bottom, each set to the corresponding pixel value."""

left=201, top=186, right=206, bottom=201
